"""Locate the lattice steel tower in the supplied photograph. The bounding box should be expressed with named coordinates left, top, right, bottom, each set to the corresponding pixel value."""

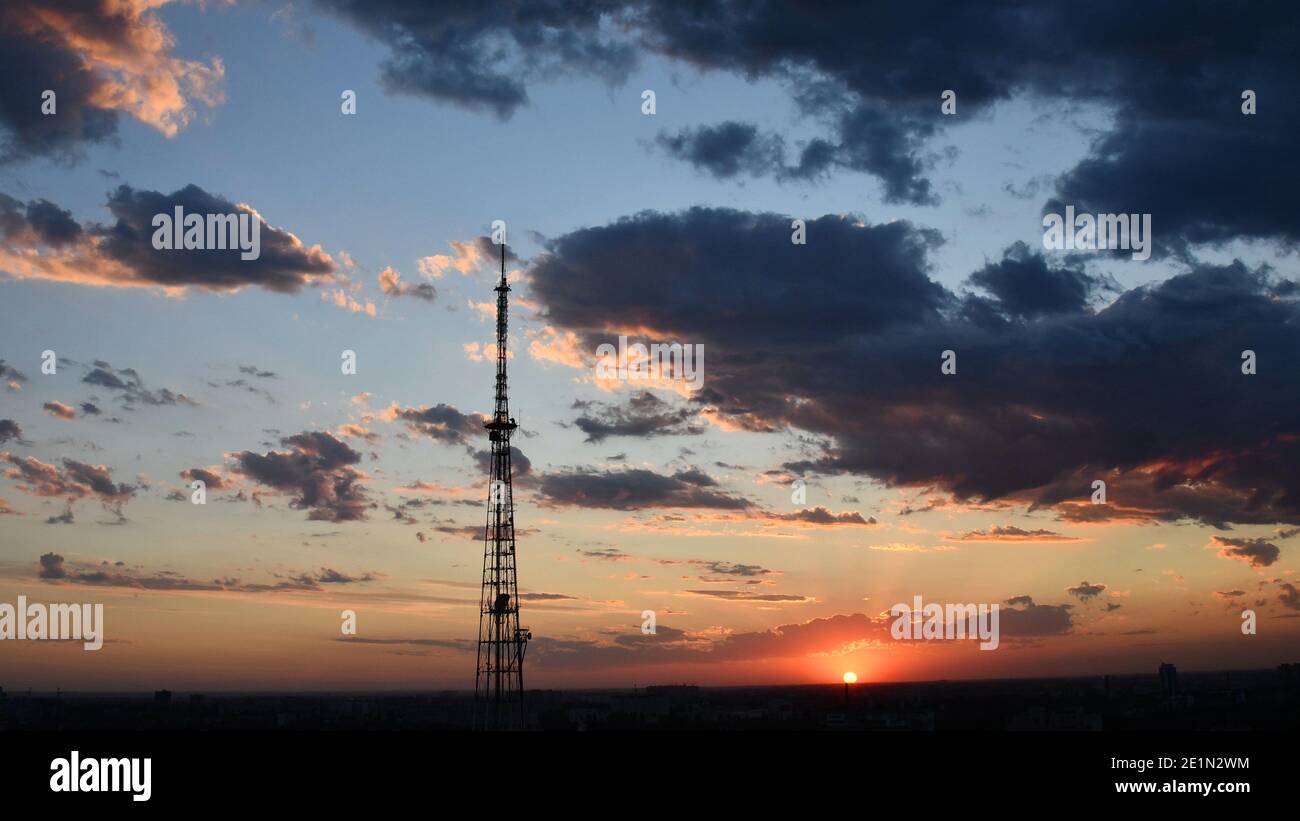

left=474, top=240, right=530, bottom=730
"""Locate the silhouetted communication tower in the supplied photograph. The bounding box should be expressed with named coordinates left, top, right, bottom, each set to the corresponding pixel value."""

left=474, top=240, right=531, bottom=730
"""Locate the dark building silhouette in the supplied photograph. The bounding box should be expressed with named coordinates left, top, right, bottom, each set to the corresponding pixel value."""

left=1280, top=663, right=1299, bottom=688
left=5, top=666, right=1299, bottom=732
left=1158, top=663, right=1177, bottom=697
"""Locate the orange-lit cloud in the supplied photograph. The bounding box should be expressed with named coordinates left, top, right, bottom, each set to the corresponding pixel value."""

left=6, top=0, right=225, bottom=138
left=527, top=325, right=586, bottom=368
left=322, top=280, right=377, bottom=316
left=866, top=543, right=957, bottom=553
left=419, top=239, right=490, bottom=277
left=42, top=400, right=76, bottom=420
left=948, top=525, right=1083, bottom=543
left=463, top=341, right=511, bottom=362
left=377, top=266, right=435, bottom=301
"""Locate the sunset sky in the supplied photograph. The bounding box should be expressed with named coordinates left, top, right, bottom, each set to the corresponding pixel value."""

left=1, top=0, right=1298, bottom=692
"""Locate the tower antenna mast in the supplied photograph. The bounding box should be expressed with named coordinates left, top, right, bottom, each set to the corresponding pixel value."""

left=474, top=238, right=530, bottom=730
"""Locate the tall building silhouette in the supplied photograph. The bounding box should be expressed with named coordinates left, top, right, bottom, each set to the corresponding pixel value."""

left=1158, top=662, right=1177, bottom=697
left=474, top=240, right=531, bottom=730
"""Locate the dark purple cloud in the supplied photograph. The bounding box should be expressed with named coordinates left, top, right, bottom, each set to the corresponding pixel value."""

left=570, top=391, right=704, bottom=443
left=231, top=431, right=370, bottom=522
left=527, top=207, right=1300, bottom=528
left=1, top=185, right=335, bottom=292
left=536, top=467, right=750, bottom=511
